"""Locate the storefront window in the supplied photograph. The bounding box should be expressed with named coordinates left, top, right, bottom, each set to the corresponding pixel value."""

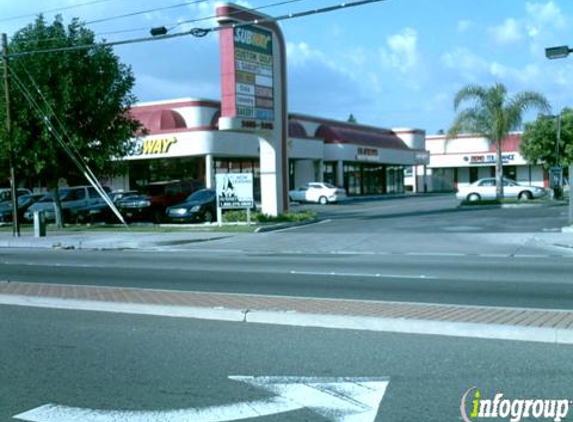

left=504, top=166, right=517, bottom=181
left=386, top=166, right=404, bottom=194
left=340, top=163, right=403, bottom=196
left=343, top=163, right=361, bottom=195
left=363, top=165, right=385, bottom=195
left=469, top=167, right=479, bottom=183
left=129, top=157, right=202, bottom=188
left=323, top=162, right=336, bottom=186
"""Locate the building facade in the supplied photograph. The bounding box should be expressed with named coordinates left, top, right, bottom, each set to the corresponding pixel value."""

left=424, top=133, right=548, bottom=192
left=112, top=98, right=429, bottom=200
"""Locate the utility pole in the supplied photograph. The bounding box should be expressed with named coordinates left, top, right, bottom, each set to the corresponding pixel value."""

left=2, top=33, right=19, bottom=237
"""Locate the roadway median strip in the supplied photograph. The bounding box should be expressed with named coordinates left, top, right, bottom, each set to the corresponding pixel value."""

left=1, top=281, right=572, bottom=344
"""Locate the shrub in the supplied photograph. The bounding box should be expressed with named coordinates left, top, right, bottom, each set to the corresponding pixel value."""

left=222, top=209, right=316, bottom=223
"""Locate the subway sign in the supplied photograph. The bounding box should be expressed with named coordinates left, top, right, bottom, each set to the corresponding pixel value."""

left=130, top=137, right=178, bottom=156
left=234, top=27, right=272, bottom=54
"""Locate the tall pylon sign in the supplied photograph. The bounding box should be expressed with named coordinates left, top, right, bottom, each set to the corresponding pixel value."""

left=217, top=3, right=288, bottom=216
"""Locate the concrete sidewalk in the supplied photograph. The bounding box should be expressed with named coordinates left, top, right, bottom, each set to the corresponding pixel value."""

left=1, top=281, right=572, bottom=344
left=0, top=228, right=238, bottom=249
left=2, top=224, right=573, bottom=252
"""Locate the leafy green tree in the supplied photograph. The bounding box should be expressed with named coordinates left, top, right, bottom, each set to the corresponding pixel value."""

left=447, top=83, right=550, bottom=199
left=0, top=15, right=141, bottom=226
left=347, top=114, right=357, bottom=124
left=521, top=108, right=573, bottom=169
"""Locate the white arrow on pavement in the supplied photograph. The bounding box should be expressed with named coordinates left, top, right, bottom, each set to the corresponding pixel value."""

left=13, top=376, right=389, bottom=422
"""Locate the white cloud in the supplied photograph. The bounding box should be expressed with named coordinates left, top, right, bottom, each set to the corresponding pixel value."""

left=526, top=1, right=567, bottom=29
left=457, top=20, right=472, bottom=33
left=441, top=47, right=489, bottom=81
left=287, top=42, right=331, bottom=67
left=488, top=18, right=523, bottom=45
left=489, top=62, right=542, bottom=86
left=380, top=27, right=419, bottom=72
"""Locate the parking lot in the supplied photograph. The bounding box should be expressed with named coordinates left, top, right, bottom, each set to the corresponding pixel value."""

left=289, top=193, right=571, bottom=234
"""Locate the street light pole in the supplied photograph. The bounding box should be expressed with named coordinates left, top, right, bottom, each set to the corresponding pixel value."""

left=2, top=33, right=19, bottom=237
left=545, top=44, right=573, bottom=224
left=554, top=114, right=562, bottom=199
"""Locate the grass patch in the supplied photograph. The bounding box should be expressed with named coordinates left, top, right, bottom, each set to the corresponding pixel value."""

left=223, top=209, right=317, bottom=224
left=0, top=210, right=318, bottom=233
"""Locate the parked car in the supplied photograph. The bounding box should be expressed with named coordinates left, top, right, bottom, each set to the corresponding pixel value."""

left=116, top=180, right=202, bottom=223
left=166, top=188, right=217, bottom=223
left=456, top=178, right=548, bottom=202
left=0, top=188, right=32, bottom=203
left=75, top=190, right=140, bottom=224
left=289, top=182, right=347, bottom=204
left=23, top=186, right=111, bottom=223
left=0, top=193, right=45, bottom=223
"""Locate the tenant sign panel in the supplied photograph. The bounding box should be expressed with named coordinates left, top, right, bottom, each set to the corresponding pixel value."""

left=220, top=25, right=275, bottom=129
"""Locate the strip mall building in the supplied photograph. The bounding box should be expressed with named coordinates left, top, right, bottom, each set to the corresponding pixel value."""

left=112, top=98, right=429, bottom=200
left=423, top=133, right=548, bottom=192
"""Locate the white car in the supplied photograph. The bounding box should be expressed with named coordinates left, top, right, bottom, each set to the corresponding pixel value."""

left=456, top=178, right=548, bottom=202
left=289, top=182, right=347, bottom=204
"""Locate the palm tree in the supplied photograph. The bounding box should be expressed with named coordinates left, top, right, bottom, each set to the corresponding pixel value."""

left=447, top=83, right=550, bottom=199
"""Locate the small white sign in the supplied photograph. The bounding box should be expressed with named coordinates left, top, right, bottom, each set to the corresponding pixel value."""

left=216, top=173, right=254, bottom=209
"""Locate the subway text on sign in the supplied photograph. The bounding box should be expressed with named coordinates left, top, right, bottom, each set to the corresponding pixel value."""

left=234, top=27, right=272, bottom=51
left=133, top=137, right=178, bottom=156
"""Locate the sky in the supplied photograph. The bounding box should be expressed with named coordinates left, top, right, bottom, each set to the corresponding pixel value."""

left=2, top=0, right=573, bottom=134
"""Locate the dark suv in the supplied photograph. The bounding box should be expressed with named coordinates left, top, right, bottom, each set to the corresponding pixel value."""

left=116, top=180, right=202, bottom=223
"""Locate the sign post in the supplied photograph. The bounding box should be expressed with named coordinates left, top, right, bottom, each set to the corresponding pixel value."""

left=217, top=4, right=289, bottom=216
left=216, top=173, right=254, bottom=225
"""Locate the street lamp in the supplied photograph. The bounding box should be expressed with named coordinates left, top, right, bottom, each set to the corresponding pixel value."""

left=545, top=43, right=573, bottom=225
left=545, top=45, right=573, bottom=60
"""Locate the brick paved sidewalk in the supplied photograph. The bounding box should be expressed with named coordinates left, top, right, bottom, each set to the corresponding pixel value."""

left=1, top=281, right=572, bottom=344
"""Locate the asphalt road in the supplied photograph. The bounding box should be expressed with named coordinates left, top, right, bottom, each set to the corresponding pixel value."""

left=4, top=195, right=573, bottom=422
left=4, top=305, right=573, bottom=422
left=1, top=247, right=573, bottom=309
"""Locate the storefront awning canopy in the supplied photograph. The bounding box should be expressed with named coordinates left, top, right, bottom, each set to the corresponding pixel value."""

left=132, top=109, right=187, bottom=132
left=316, top=124, right=410, bottom=150
left=288, top=120, right=308, bottom=138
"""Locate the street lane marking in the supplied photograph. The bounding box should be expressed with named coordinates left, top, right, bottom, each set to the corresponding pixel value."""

left=14, top=376, right=389, bottom=422
left=289, top=270, right=437, bottom=279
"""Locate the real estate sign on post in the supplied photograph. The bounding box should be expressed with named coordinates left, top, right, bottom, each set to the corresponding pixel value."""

left=216, top=173, right=254, bottom=209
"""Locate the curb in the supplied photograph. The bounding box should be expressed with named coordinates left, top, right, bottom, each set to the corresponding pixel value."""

left=1, top=294, right=571, bottom=344
left=254, top=218, right=322, bottom=233
left=0, top=235, right=231, bottom=250
left=2, top=282, right=573, bottom=345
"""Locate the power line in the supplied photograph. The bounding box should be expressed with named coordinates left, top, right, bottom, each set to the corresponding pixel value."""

left=6, top=0, right=392, bottom=59
left=85, top=0, right=208, bottom=26
left=168, top=0, right=307, bottom=31
left=0, top=0, right=125, bottom=24
left=9, top=0, right=307, bottom=47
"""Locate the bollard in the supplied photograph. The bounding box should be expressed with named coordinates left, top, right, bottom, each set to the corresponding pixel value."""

left=33, top=211, right=46, bottom=237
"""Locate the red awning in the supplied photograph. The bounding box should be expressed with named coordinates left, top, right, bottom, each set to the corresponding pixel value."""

left=131, top=109, right=187, bottom=132
left=315, top=124, right=410, bottom=150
